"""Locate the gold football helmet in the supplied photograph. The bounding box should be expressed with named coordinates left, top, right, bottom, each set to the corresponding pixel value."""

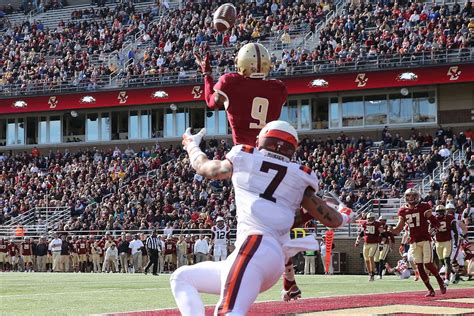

left=235, top=42, right=271, bottom=79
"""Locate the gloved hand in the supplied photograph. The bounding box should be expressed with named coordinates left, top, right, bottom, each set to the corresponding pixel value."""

left=339, top=206, right=356, bottom=225
left=182, top=128, right=207, bottom=169
left=182, top=127, right=206, bottom=151
left=194, top=51, right=212, bottom=75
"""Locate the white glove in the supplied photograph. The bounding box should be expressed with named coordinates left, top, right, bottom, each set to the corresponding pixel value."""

left=182, top=127, right=207, bottom=169
left=182, top=127, right=206, bottom=151
left=338, top=206, right=356, bottom=226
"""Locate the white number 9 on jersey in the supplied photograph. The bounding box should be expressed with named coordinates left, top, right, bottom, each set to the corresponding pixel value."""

left=249, top=97, right=269, bottom=129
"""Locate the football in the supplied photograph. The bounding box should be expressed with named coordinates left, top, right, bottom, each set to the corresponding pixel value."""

left=213, top=3, right=237, bottom=32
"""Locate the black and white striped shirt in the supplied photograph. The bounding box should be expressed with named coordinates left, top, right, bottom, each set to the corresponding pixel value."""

left=146, top=235, right=161, bottom=251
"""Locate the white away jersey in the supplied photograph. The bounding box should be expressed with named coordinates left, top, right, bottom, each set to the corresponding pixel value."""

left=211, top=225, right=230, bottom=245
left=226, top=145, right=319, bottom=240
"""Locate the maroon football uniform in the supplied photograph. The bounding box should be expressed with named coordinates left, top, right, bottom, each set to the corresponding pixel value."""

left=362, top=221, right=382, bottom=244
left=164, top=241, right=176, bottom=255
left=0, top=242, right=7, bottom=253
left=210, top=73, right=287, bottom=146
left=397, top=202, right=432, bottom=243
left=76, top=240, right=88, bottom=255
left=7, top=243, right=18, bottom=256
left=20, top=242, right=32, bottom=256
left=435, top=214, right=454, bottom=242
left=186, top=240, right=194, bottom=255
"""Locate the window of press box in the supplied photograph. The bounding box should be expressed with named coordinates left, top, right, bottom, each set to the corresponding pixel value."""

left=413, top=91, right=436, bottom=123
left=6, top=118, right=25, bottom=146
left=311, top=97, right=329, bottom=129
left=86, top=113, right=110, bottom=142
left=112, top=111, right=128, bottom=140
left=63, top=112, right=85, bottom=143
left=0, top=119, right=6, bottom=146
left=341, top=96, right=364, bottom=127
left=364, top=95, right=388, bottom=126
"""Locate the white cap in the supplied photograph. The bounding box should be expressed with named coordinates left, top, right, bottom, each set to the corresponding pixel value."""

left=216, top=217, right=224, bottom=222
left=445, top=203, right=455, bottom=210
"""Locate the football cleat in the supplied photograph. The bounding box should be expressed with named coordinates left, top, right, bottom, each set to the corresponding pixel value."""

left=425, top=290, right=435, bottom=297
left=440, top=284, right=447, bottom=294
left=281, top=285, right=301, bottom=302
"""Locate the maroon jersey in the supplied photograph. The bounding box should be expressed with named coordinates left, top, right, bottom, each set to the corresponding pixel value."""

left=0, top=242, right=7, bottom=253
left=8, top=243, right=18, bottom=256
left=76, top=240, right=88, bottom=255
left=186, top=240, right=193, bottom=255
left=20, top=242, right=32, bottom=256
left=362, top=221, right=382, bottom=244
left=164, top=241, right=176, bottom=255
left=398, top=202, right=432, bottom=243
left=435, top=214, right=454, bottom=242
left=212, top=73, right=287, bottom=146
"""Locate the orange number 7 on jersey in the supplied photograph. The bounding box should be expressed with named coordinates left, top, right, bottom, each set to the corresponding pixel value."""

left=249, top=97, right=269, bottom=129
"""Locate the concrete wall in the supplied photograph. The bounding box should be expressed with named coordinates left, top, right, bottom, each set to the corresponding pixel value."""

left=330, top=238, right=403, bottom=275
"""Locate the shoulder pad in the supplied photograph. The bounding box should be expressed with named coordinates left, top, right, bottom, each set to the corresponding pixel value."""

left=241, top=145, right=254, bottom=154
left=299, top=165, right=312, bottom=175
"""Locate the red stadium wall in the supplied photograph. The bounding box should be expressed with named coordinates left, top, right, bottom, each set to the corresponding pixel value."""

left=2, top=64, right=474, bottom=115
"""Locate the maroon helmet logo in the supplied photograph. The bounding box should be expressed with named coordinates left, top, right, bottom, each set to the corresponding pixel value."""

left=447, top=66, right=461, bottom=81
left=48, top=96, right=58, bottom=109
left=355, top=73, right=368, bottom=87
left=192, top=86, right=203, bottom=99
left=117, top=91, right=128, bottom=104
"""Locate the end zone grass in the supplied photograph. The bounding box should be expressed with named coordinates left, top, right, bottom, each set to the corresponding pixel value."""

left=0, top=273, right=471, bottom=315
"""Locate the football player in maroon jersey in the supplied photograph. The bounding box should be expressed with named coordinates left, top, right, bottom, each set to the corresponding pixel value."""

left=434, top=205, right=458, bottom=284
left=392, top=189, right=446, bottom=297
left=355, top=213, right=384, bottom=281
left=0, top=238, right=8, bottom=271
left=195, top=43, right=288, bottom=146
left=196, top=43, right=305, bottom=301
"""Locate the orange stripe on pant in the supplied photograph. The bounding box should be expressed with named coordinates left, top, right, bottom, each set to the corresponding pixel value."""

left=217, top=235, right=262, bottom=315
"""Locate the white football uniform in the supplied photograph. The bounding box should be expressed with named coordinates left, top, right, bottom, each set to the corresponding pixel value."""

left=212, top=225, right=230, bottom=261
left=171, top=145, right=319, bottom=316
left=451, top=214, right=465, bottom=265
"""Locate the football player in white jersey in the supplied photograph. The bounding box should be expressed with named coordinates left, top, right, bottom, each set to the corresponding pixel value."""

left=211, top=217, right=230, bottom=262
left=170, top=121, right=355, bottom=316
left=446, top=202, right=466, bottom=283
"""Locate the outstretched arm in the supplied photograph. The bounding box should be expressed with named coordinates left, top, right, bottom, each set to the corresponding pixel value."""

left=195, top=52, right=226, bottom=109
left=301, top=187, right=354, bottom=229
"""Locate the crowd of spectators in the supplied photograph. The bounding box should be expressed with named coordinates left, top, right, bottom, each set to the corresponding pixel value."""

left=0, top=1, right=160, bottom=93
left=1, top=126, right=472, bottom=238
left=1, top=0, right=472, bottom=93
left=274, top=1, right=473, bottom=75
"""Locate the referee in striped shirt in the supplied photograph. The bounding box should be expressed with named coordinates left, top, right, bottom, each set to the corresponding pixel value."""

left=144, top=230, right=161, bottom=276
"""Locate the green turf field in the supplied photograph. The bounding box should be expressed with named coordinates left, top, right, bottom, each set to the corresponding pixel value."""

left=0, top=273, right=471, bottom=315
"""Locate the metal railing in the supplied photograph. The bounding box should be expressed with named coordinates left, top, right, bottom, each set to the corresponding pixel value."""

left=1, top=207, right=70, bottom=228
left=2, top=47, right=472, bottom=98
left=419, top=140, right=471, bottom=196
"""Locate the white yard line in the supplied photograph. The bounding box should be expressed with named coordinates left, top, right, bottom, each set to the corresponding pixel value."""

left=0, top=287, right=168, bottom=298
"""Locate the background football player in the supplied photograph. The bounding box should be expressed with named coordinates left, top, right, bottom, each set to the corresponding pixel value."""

left=391, top=188, right=446, bottom=297
left=355, top=213, right=383, bottom=281
left=433, top=205, right=457, bottom=284
left=211, top=217, right=230, bottom=262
